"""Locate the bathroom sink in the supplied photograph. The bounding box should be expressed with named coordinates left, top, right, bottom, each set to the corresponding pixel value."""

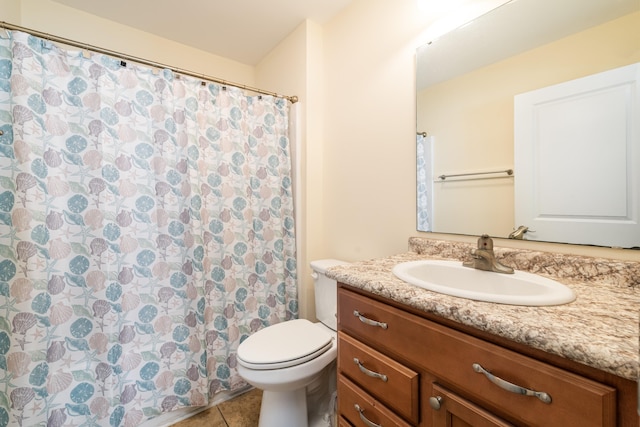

left=392, top=260, right=576, bottom=306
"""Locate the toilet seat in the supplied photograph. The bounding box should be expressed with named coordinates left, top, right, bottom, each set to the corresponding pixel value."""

left=237, top=319, right=333, bottom=370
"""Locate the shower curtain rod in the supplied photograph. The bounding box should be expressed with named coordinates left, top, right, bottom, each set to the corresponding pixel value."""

left=0, top=21, right=299, bottom=103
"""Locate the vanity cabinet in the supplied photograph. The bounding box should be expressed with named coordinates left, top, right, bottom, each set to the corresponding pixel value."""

left=336, top=285, right=636, bottom=427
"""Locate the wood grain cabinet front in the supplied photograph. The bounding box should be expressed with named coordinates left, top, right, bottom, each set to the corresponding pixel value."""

left=338, top=375, right=413, bottom=427
left=337, top=286, right=628, bottom=427
left=429, top=383, right=514, bottom=427
left=424, top=320, right=616, bottom=427
left=338, top=415, right=355, bottom=427
left=338, top=332, right=419, bottom=423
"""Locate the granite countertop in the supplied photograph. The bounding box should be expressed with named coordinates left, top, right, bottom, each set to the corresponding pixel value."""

left=326, top=238, right=640, bottom=381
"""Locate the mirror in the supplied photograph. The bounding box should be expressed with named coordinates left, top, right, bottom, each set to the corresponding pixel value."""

left=416, top=0, right=640, bottom=248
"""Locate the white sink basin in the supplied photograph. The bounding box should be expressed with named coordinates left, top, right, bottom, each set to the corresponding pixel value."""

left=392, top=260, right=576, bottom=306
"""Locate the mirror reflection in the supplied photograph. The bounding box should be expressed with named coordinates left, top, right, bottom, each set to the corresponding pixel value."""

left=416, top=0, right=640, bottom=248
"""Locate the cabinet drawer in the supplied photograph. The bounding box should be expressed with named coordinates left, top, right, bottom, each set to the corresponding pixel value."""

left=338, top=288, right=432, bottom=361
left=426, top=326, right=616, bottom=427
left=338, top=375, right=413, bottom=427
left=339, top=332, right=419, bottom=423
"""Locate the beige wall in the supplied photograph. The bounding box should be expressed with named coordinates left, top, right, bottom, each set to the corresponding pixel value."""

left=321, top=0, right=429, bottom=262
left=9, top=0, right=254, bottom=84
left=256, top=20, right=326, bottom=319
left=320, top=0, right=638, bottom=262
left=0, top=0, right=21, bottom=21
left=3, top=0, right=638, bottom=326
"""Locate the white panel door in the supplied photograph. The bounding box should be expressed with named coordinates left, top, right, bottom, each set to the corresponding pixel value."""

left=514, top=63, right=639, bottom=248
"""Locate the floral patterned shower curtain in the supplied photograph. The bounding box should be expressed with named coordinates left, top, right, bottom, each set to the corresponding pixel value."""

left=416, top=134, right=432, bottom=232
left=0, top=30, right=297, bottom=427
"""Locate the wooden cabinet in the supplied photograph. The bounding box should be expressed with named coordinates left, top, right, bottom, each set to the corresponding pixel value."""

left=430, top=383, right=513, bottom=427
left=337, top=285, right=637, bottom=427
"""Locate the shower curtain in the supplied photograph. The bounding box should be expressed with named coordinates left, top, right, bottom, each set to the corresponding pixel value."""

left=416, top=134, right=432, bottom=231
left=0, top=30, right=297, bottom=427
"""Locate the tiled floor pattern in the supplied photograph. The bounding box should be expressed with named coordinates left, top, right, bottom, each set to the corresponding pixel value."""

left=170, top=388, right=262, bottom=427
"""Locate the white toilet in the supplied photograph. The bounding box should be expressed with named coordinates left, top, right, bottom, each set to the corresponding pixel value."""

left=237, top=259, right=347, bottom=427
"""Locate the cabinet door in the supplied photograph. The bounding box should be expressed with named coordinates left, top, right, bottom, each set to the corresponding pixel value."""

left=431, top=383, right=514, bottom=427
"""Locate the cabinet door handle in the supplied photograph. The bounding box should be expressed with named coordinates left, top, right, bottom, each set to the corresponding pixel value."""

left=354, top=358, right=388, bottom=382
left=353, top=310, right=388, bottom=329
left=429, top=396, right=443, bottom=410
left=354, top=404, right=382, bottom=427
left=472, top=363, right=552, bottom=404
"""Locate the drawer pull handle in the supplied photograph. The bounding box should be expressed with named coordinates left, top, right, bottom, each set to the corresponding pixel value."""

left=353, top=310, right=388, bottom=329
left=354, top=404, right=382, bottom=427
left=472, top=363, right=552, bottom=404
left=354, top=358, right=388, bottom=382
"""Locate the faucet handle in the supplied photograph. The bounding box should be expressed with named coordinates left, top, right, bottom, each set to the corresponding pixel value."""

left=508, top=226, right=532, bottom=239
left=477, top=234, right=493, bottom=250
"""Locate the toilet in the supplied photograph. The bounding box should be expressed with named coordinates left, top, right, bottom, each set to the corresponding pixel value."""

left=237, top=259, right=347, bottom=427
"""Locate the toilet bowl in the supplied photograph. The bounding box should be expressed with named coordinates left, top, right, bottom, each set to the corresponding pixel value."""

left=236, top=259, right=347, bottom=427
left=237, top=321, right=337, bottom=426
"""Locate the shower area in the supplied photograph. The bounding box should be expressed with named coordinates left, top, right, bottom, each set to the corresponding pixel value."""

left=0, top=27, right=298, bottom=427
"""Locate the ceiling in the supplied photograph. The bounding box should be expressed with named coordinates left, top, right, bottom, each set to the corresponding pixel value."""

left=52, top=0, right=353, bottom=65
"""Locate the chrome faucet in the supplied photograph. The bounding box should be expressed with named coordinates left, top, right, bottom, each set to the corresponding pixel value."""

left=508, top=225, right=529, bottom=240
left=463, top=234, right=514, bottom=274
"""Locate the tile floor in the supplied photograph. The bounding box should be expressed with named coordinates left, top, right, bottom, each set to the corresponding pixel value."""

left=170, top=388, right=262, bottom=427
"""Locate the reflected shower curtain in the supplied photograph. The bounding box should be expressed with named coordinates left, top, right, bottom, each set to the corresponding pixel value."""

left=416, top=134, right=432, bottom=231
left=0, top=31, right=297, bottom=427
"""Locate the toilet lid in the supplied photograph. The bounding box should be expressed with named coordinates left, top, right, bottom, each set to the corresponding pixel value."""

left=237, top=319, right=333, bottom=370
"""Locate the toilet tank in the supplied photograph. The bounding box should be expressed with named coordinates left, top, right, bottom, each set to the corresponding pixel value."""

left=310, top=259, right=348, bottom=331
